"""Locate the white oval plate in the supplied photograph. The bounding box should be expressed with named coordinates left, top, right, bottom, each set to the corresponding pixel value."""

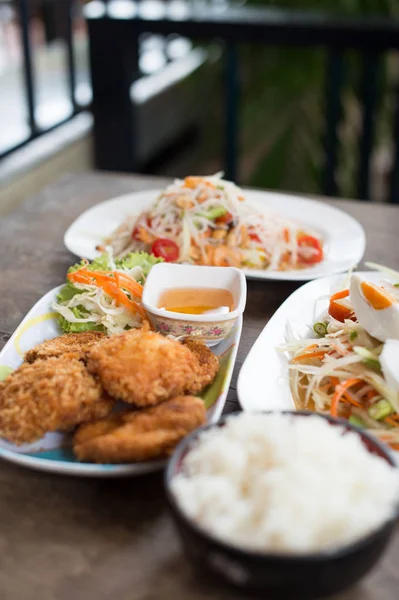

left=237, top=271, right=379, bottom=412
left=0, top=287, right=242, bottom=477
left=64, top=189, right=365, bottom=281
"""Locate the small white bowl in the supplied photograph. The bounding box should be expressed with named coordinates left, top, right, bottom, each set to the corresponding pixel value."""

left=142, top=263, right=247, bottom=346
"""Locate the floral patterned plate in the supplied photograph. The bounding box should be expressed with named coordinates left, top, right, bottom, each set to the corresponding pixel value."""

left=0, top=286, right=242, bottom=477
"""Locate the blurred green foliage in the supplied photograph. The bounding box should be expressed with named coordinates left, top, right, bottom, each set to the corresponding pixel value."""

left=237, top=0, right=398, bottom=198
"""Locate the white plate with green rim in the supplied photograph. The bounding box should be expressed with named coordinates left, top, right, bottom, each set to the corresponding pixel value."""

left=0, top=287, right=242, bottom=477
left=64, top=189, right=365, bottom=281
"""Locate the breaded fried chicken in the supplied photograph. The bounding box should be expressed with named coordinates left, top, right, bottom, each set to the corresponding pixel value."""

left=24, top=331, right=106, bottom=364
left=0, top=357, right=114, bottom=445
left=182, top=339, right=220, bottom=394
left=87, top=328, right=198, bottom=406
left=73, top=395, right=206, bottom=463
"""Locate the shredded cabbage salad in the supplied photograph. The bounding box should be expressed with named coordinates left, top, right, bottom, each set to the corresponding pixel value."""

left=279, top=263, right=399, bottom=449
left=52, top=252, right=162, bottom=335
left=99, top=174, right=324, bottom=271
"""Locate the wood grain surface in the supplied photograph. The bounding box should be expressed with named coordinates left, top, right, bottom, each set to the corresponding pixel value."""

left=0, top=173, right=398, bottom=600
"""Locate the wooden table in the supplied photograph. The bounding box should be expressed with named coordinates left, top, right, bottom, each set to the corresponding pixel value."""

left=1, top=172, right=399, bottom=600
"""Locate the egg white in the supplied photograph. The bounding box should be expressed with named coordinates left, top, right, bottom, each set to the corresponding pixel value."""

left=350, top=274, right=399, bottom=342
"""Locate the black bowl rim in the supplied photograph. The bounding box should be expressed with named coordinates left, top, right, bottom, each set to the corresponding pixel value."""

left=165, top=410, right=399, bottom=563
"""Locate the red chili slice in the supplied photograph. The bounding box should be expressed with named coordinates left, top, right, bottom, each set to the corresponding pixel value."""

left=297, top=234, right=324, bottom=264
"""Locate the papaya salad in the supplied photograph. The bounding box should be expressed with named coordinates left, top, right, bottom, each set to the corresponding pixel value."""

left=52, top=252, right=162, bottom=335
left=280, top=262, right=399, bottom=449
left=98, top=174, right=324, bottom=271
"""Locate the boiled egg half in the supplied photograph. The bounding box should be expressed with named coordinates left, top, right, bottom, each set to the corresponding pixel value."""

left=380, top=339, right=399, bottom=394
left=349, top=274, right=399, bottom=342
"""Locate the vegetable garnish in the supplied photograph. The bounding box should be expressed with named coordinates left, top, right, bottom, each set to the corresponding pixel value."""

left=53, top=252, right=162, bottom=335
left=279, top=264, right=399, bottom=450
left=151, top=238, right=179, bottom=262
left=330, top=378, right=362, bottom=417
left=102, top=173, right=324, bottom=272
left=297, top=234, right=324, bottom=264
left=328, top=289, right=355, bottom=322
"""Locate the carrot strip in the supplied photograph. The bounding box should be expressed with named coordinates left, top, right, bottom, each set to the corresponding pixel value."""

left=68, top=269, right=145, bottom=318
left=114, top=272, right=143, bottom=299
left=67, top=272, right=95, bottom=286
left=342, top=393, right=362, bottom=409
left=330, top=378, right=362, bottom=417
left=384, top=416, right=399, bottom=428
left=102, top=281, right=146, bottom=318
left=389, top=443, right=399, bottom=450
left=293, top=350, right=327, bottom=362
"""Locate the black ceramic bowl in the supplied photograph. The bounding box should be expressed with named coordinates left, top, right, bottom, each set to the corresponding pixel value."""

left=165, top=411, right=399, bottom=599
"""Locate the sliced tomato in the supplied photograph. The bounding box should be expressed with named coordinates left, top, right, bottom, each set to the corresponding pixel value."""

left=297, top=234, right=324, bottom=264
left=215, top=211, right=233, bottom=225
left=151, top=238, right=179, bottom=262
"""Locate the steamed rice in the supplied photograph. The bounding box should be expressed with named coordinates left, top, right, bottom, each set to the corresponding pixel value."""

left=171, top=413, right=399, bottom=553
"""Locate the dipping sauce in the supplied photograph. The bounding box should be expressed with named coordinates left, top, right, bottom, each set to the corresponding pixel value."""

left=158, top=287, right=234, bottom=315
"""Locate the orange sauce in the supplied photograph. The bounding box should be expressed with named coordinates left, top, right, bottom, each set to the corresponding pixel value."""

left=158, top=287, right=234, bottom=315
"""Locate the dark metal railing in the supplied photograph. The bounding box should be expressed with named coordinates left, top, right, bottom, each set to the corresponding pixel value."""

left=1, top=0, right=82, bottom=160
left=85, top=2, right=399, bottom=202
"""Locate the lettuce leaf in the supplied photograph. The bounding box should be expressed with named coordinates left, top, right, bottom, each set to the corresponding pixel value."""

left=67, top=252, right=162, bottom=280
left=115, top=252, right=163, bottom=279
left=57, top=282, right=83, bottom=304
left=58, top=316, right=105, bottom=333
left=57, top=306, right=105, bottom=333
left=68, top=253, right=113, bottom=274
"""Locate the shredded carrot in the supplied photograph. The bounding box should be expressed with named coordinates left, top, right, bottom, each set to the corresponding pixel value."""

left=67, top=271, right=95, bottom=286
left=389, top=443, right=399, bottom=450
left=330, top=378, right=362, bottom=417
left=114, top=272, right=143, bottom=299
left=305, top=344, right=318, bottom=351
left=384, top=416, right=399, bottom=428
left=67, top=269, right=145, bottom=317
left=102, top=280, right=146, bottom=318
left=342, top=392, right=362, bottom=409
left=293, top=350, right=327, bottom=362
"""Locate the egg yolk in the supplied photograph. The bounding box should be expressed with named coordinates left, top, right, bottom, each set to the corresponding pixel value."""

left=361, top=281, right=396, bottom=310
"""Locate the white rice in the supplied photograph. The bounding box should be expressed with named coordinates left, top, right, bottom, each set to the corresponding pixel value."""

left=171, top=413, right=399, bottom=554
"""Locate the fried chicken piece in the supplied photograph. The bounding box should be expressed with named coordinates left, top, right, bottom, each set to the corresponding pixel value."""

left=0, top=357, right=114, bottom=445
left=73, top=395, right=206, bottom=463
left=24, top=331, right=106, bottom=364
left=87, top=328, right=198, bottom=406
left=182, top=339, right=220, bottom=394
